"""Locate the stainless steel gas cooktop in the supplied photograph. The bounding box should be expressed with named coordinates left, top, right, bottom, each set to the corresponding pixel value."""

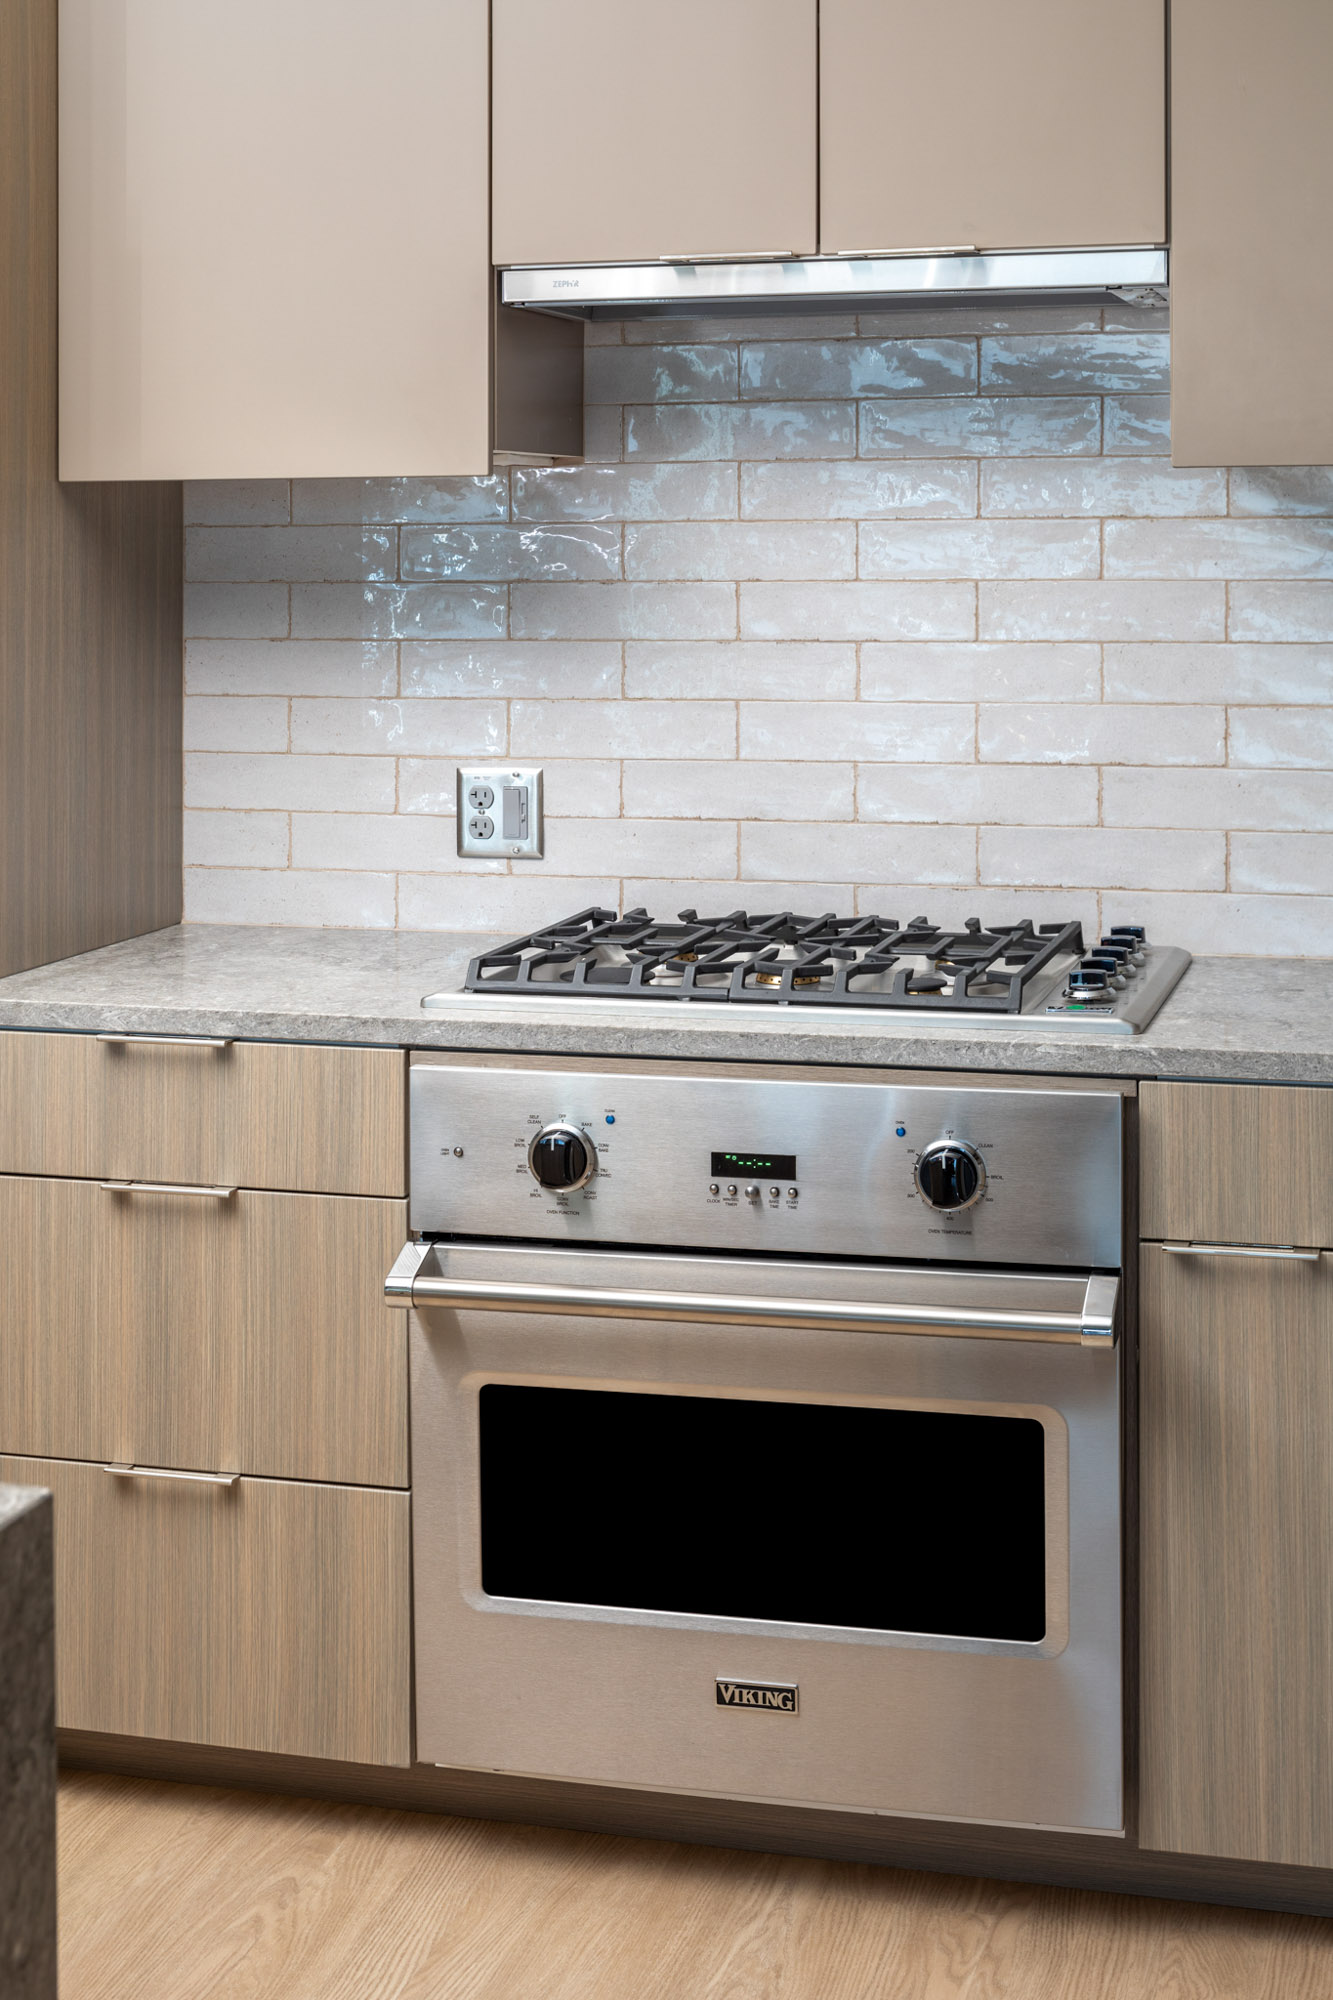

left=422, top=906, right=1191, bottom=1036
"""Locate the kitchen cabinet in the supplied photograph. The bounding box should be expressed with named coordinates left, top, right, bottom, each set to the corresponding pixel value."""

left=0, top=1032, right=407, bottom=1198
left=1170, top=0, right=1333, bottom=466
left=58, top=0, right=580, bottom=478
left=819, top=0, right=1165, bottom=257
left=0, top=1453, right=411, bottom=1766
left=1139, top=1240, right=1333, bottom=1866
left=0, top=1177, right=407, bottom=1487
left=1139, top=1080, right=1333, bottom=1249
left=491, top=0, right=818, bottom=267
left=3, top=0, right=180, bottom=976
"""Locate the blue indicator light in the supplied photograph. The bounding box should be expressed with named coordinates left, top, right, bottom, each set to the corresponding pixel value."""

left=896, top=1126, right=906, bottom=1137
left=605, top=1114, right=615, bottom=1124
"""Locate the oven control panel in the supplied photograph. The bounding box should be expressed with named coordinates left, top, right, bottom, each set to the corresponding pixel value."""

left=409, top=1060, right=1123, bottom=1269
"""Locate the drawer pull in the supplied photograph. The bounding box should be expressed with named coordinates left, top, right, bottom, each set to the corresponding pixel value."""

left=97, top=1033, right=233, bottom=1049
left=99, top=1180, right=238, bottom=1199
left=1161, top=1241, right=1323, bottom=1262
left=104, top=1464, right=238, bottom=1487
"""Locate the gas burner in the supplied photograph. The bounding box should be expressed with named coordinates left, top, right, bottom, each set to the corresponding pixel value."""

left=446, top=906, right=1192, bottom=1033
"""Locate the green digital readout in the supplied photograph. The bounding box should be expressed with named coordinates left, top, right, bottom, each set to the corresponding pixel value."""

left=711, top=1151, right=797, bottom=1178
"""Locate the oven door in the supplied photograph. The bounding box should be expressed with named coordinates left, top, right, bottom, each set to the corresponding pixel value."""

left=398, top=1240, right=1122, bottom=1833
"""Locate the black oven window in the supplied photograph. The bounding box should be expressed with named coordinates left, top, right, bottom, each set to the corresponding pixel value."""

left=479, top=1386, right=1046, bottom=1643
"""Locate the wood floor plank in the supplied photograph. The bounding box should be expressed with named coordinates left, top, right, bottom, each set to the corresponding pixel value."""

left=57, top=1774, right=1333, bottom=2000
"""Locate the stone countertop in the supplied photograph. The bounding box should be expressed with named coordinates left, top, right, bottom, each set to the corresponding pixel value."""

left=0, top=923, right=1325, bottom=1083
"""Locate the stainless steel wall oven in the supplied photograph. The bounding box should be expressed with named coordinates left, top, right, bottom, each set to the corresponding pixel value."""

left=390, top=1056, right=1125, bottom=1834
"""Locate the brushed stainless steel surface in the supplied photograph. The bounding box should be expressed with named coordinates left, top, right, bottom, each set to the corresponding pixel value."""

left=1161, top=1242, right=1324, bottom=1262
left=408, top=1238, right=1122, bottom=1830
left=409, top=1063, right=1122, bottom=1268
left=385, top=1256, right=1118, bottom=1346
left=96, top=1033, right=233, bottom=1049
left=499, top=246, right=1168, bottom=316
left=103, top=1464, right=238, bottom=1487
left=98, top=1180, right=238, bottom=1199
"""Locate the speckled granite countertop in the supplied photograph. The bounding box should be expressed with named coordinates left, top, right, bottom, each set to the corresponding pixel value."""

left=0, top=923, right=1325, bottom=1084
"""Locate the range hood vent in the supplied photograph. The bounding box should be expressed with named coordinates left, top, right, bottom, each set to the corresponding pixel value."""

left=500, top=247, right=1168, bottom=322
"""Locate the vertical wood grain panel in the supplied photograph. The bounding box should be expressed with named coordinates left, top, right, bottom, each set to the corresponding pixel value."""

left=0, top=1035, right=407, bottom=1197
left=1139, top=1245, right=1333, bottom=1864
left=1, top=0, right=181, bottom=976
left=59, top=0, right=491, bottom=478
left=820, top=0, right=1165, bottom=255
left=1170, top=0, right=1333, bottom=466
left=491, top=0, right=817, bottom=266
left=1140, top=1081, right=1333, bottom=1248
left=2, top=1454, right=411, bottom=1765
left=0, top=1179, right=407, bottom=1487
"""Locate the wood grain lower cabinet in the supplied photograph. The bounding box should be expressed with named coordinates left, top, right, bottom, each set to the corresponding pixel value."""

left=0, top=1033, right=406, bottom=1197
left=1139, top=1242, right=1333, bottom=1866
left=1140, top=1080, right=1333, bottom=1249
left=0, top=1177, right=408, bottom=1487
left=1, top=1454, right=410, bottom=1766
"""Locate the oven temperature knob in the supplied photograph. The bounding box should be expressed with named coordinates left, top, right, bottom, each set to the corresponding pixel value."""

left=915, top=1140, right=987, bottom=1212
left=528, top=1123, right=596, bottom=1192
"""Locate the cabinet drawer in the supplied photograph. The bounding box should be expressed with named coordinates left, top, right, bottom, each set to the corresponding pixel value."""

left=0, top=1032, right=405, bottom=1195
left=1140, top=1081, right=1333, bottom=1247
left=0, top=1178, right=407, bottom=1487
left=2, top=1454, right=410, bottom=1766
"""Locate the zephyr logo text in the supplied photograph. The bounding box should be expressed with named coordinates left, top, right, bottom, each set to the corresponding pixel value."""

left=716, top=1678, right=799, bottom=1715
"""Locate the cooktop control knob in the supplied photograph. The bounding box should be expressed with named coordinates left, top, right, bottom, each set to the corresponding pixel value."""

left=915, top=1140, right=987, bottom=1212
left=528, top=1122, right=596, bottom=1192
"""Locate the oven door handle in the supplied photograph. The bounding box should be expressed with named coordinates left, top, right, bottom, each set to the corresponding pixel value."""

left=385, top=1244, right=1118, bottom=1347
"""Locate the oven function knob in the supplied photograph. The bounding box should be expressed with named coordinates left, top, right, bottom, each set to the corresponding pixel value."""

left=915, top=1140, right=987, bottom=1212
left=527, top=1122, right=596, bottom=1192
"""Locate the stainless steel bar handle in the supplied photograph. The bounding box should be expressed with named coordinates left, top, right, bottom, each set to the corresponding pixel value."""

left=1161, top=1242, right=1323, bottom=1263
left=103, top=1464, right=238, bottom=1487
left=385, top=1248, right=1117, bottom=1346
left=97, top=1033, right=233, bottom=1049
left=99, top=1180, right=237, bottom=1199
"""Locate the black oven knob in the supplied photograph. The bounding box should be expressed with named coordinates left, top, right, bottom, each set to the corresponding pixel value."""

left=915, top=1140, right=987, bottom=1212
left=527, top=1122, right=596, bottom=1192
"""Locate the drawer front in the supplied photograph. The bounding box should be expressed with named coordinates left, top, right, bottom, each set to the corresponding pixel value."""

left=0, top=1032, right=405, bottom=1195
left=2, top=1454, right=411, bottom=1766
left=1140, top=1079, right=1333, bottom=1248
left=0, top=1178, right=408, bottom=1487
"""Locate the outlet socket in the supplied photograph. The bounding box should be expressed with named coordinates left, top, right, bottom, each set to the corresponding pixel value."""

left=456, top=767, right=544, bottom=858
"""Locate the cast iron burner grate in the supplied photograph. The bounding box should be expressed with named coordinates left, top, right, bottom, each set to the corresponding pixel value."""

left=464, top=907, right=1087, bottom=1014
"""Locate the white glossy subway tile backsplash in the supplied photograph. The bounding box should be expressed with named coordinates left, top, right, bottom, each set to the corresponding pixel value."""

left=182, top=315, right=1333, bottom=953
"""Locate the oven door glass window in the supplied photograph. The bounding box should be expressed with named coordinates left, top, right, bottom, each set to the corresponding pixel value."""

left=479, top=1385, right=1045, bottom=1643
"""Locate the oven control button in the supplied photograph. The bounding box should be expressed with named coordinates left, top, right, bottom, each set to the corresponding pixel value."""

left=527, top=1123, right=596, bottom=1192
left=745, top=1183, right=761, bottom=1199
left=709, top=1182, right=720, bottom=1195
left=915, top=1140, right=987, bottom=1212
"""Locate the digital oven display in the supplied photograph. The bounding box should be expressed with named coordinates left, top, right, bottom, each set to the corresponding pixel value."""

left=711, top=1151, right=797, bottom=1179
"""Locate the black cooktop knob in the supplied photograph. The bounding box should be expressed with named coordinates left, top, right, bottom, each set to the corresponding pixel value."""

left=527, top=1122, right=595, bottom=1191
left=1069, top=966, right=1109, bottom=991
left=1108, top=925, right=1146, bottom=941
left=916, top=1140, right=987, bottom=1212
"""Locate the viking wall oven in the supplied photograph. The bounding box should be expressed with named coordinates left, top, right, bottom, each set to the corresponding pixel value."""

left=389, top=1055, right=1125, bottom=1834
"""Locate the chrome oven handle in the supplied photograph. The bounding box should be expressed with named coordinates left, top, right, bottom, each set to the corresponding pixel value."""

left=385, top=1245, right=1118, bottom=1348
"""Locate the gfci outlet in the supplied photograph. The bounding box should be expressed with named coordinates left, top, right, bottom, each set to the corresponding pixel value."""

left=456, top=768, right=544, bottom=858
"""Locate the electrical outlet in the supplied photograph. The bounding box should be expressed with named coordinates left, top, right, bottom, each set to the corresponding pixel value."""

left=456, top=768, right=544, bottom=858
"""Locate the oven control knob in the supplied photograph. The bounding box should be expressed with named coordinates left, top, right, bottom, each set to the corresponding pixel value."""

left=527, top=1122, right=596, bottom=1192
left=915, top=1140, right=987, bottom=1212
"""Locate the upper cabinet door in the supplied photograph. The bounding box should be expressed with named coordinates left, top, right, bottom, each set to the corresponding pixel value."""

left=1170, top=0, right=1333, bottom=467
left=491, top=0, right=818, bottom=267
left=820, top=0, right=1165, bottom=256
left=59, top=0, right=490, bottom=480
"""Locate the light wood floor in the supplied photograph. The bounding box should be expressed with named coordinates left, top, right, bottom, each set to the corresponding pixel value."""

left=59, top=1772, right=1333, bottom=2000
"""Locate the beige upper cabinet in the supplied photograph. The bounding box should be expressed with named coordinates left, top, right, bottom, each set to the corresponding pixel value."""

left=59, top=0, right=493, bottom=479
left=491, top=0, right=818, bottom=267
left=1170, top=0, right=1333, bottom=466
left=820, top=0, right=1165, bottom=256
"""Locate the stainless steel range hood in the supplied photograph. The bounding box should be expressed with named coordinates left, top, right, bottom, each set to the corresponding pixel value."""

left=500, top=247, right=1168, bottom=322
